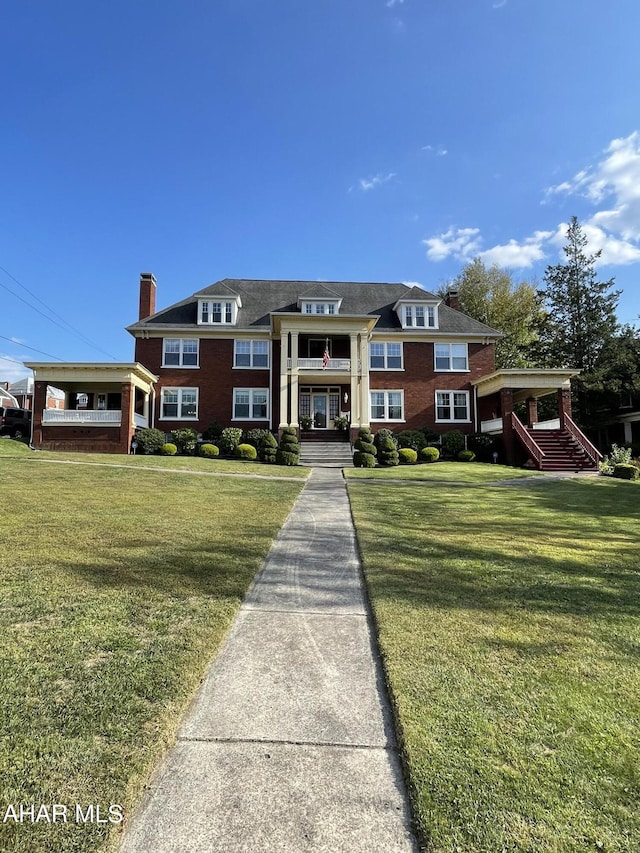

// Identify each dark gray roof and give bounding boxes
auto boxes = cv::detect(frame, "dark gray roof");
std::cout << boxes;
[127,278,501,336]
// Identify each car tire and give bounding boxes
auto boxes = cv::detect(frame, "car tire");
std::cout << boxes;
[12,427,25,439]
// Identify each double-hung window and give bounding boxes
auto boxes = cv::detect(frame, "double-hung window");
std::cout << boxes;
[403,304,435,328]
[163,338,199,367]
[200,300,235,324]
[233,388,269,420]
[234,340,269,368]
[435,343,468,371]
[370,390,404,421]
[436,391,470,422]
[369,342,403,370]
[160,387,198,419]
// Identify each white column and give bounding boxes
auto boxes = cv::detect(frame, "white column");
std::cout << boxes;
[349,333,358,426]
[359,334,370,428]
[624,421,633,444]
[290,332,299,427]
[279,331,289,428]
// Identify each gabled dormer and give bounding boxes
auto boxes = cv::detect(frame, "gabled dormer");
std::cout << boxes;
[393,286,440,329]
[297,284,343,316]
[197,285,242,326]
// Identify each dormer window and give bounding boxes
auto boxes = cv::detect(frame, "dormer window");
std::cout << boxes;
[199,298,238,325]
[403,304,435,328]
[301,301,338,315]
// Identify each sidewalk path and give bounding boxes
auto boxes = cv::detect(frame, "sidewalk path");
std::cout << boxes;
[119,467,417,852]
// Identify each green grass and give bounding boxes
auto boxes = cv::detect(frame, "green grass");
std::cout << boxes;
[346,460,543,483]
[348,477,640,852]
[0,441,309,478]
[0,456,303,853]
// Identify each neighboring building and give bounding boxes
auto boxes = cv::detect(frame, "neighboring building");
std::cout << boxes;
[7,376,65,410]
[0,384,20,408]
[126,274,502,439]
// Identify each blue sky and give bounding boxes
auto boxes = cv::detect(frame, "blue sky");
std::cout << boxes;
[2,0,640,382]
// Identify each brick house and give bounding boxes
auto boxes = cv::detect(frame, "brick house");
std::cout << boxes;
[25,273,601,469]
[126,274,503,441]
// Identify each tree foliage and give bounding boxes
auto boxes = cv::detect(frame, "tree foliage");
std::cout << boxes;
[441,258,542,369]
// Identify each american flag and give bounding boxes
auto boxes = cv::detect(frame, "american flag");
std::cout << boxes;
[322,347,330,369]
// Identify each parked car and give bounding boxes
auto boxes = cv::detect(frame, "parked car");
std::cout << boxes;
[0,406,32,439]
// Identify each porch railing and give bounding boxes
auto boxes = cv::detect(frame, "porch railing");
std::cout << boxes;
[564,415,602,465]
[134,413,148,429]
[511,412,546,467]
[296,358,351,370]
[42,409,122,425]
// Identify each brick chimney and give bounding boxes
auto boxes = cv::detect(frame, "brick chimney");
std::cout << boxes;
[445,288,460,311]
[139,273,156,320]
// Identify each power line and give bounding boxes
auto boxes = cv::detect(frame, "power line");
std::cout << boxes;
[0,335,64,361]
[0,264,121,361]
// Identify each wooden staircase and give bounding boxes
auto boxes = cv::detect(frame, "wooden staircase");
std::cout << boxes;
[524,428,598,472]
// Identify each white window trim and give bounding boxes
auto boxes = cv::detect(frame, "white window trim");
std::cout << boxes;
[369,341,404,371]
[198,298,238,325]
[233,339,270,369]
[435,390,471,423]
[162,338,200,368]
[369,389,405,423]
[434,342,469,372]
[301,300,339,315]
[400,304,438,330]
[159,387,199,421]
[232,388,270,421]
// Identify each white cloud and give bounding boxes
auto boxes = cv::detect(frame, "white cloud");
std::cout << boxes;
[426,131,640,271]
[386,0,404,7]
[493,0,508,8]
[0,356,31,384]
[421,144,448,156]
[353,172,397,192]
[424,227,483,262]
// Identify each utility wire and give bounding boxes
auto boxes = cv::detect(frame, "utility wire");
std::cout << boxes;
[0,335,64,361]
[0,265,121,361]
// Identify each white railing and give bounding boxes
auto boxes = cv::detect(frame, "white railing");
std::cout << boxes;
[297,358,351,370]
[480,418,503,434]
[42,409,122,425]
[134,413,148,428]
[532,418,561,430]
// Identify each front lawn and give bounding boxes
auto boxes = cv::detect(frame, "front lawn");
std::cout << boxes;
[0,457,303,853]
[348,477,640,852]
[0,441,309,478]
[346,460,543,483]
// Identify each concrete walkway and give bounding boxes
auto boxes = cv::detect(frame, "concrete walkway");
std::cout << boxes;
[119,468,417,852]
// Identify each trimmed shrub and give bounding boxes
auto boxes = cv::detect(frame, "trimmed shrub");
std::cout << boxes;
[135,428,165,455]
[467,432,497,462]
[358,427,373,441]
[353,450,376,468]
[202,422,223,441]
[259,432,278,464]
[276,449,299,466]
[281,426,298,437]
[236,443,258,461]
[600,443,633,476]
[199,443,219,458]
[396,430,427,451]
[374,428,398,450]
[219,427,243,456]
[245,428,271,449]
[171,428,198,455]
[399,448,418,464]
[419,426,441,445]
[354,438,377,456]
[457,449,476,462]
[161,443,177,456]
[420,446,440,463]
[612,463,639,480]
[442,430,465,458]
[377,437,399,467]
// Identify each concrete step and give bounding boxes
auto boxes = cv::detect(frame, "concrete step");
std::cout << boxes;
[299,441,354,468]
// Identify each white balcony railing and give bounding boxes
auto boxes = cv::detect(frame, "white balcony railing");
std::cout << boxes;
[134,413,148,428]
[42,409,122,425]
[296,358,351,371]
[480,417,503,434]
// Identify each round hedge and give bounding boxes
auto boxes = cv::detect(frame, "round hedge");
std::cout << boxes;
[200,443,219,458]
[420,446,440,463]
[398,448,418,464]
[457,449,476,462]
[612,463,639,480]
[353,451,376,468]
[236,443,258,460]
[161,443,177,456]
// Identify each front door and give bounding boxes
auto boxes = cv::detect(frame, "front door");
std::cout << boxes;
[312,394,327,428]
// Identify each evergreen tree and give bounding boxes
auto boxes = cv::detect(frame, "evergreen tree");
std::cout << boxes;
[441,258,543,369]
[541,216,621,424]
